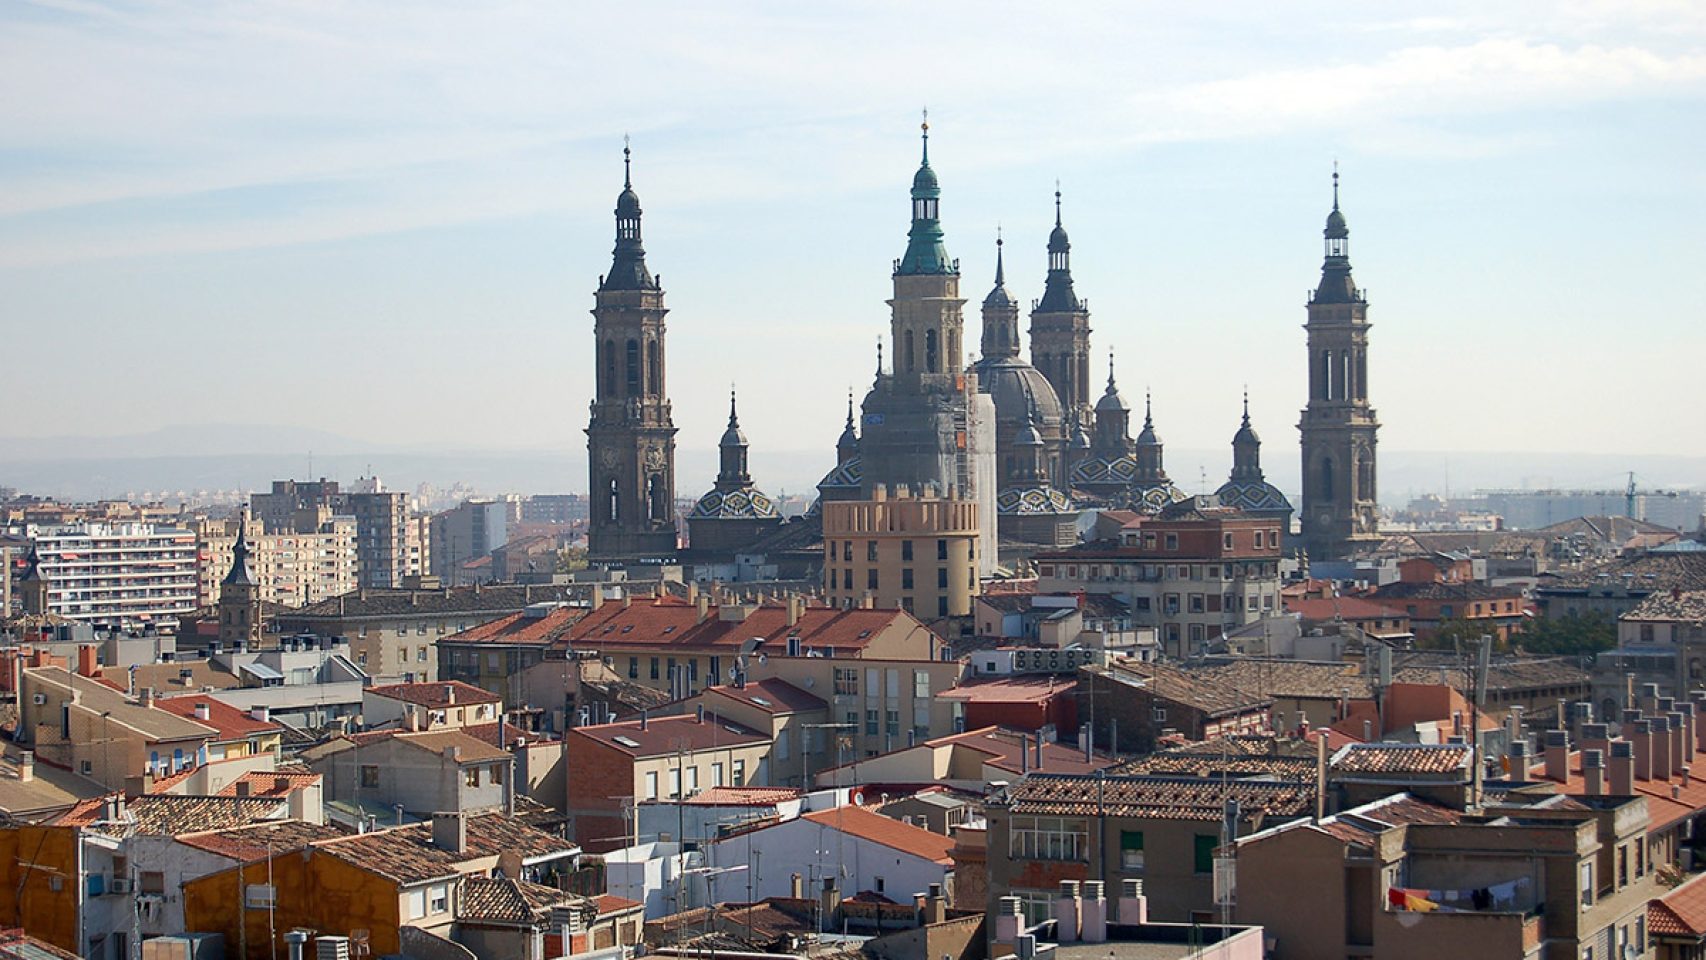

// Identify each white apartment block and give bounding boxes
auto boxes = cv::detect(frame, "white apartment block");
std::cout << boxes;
[19,522,198,626]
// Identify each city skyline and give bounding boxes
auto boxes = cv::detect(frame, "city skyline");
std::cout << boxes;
[4,1,1703,484]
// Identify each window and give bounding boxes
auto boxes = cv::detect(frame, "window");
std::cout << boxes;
[429,884,449,914]
[732,760,745,786]
[867,541,878,562]
[866,709,879,736]
[140,871,165,895]
[1009,816,1088,861]
[1223,533,1234,550]
[650,658,660,680]
[361,765,380,789]
[466,768,480,788]
[1121,831,1145,871]
[835,668,858,696]
[1164,534,1178,550]
[1195,835,1217,874]
[645,771,658,800]
[937,539,948,560]
[712,762,725,786]
[629,657,639,679]
[914,669,930,698]
[886,669,900,698]
[669,767,681,799]
[844,541,853,562]
[902,540,914,561]
[867,569,879,590]
[417,647,427,662]
[902,569,914,590]
[937,568,948,589]
[81,761,93,776]
[1579,861,1593,906]
[406,888,427,920]
[886,709,900,737]
[1189,594,1205,614]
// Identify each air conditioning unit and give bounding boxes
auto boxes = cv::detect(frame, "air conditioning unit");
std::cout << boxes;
[108,878,132,894]
[32,694,46,706]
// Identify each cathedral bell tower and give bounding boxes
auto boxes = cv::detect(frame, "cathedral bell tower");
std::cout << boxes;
[1299,170,1381,562]
[587,144,679,561]
[1029,188,1094,429]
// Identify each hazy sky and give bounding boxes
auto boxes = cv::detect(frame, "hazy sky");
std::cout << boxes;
[3,1,1703,494]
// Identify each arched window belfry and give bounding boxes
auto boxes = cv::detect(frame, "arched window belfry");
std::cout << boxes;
[646,340,660,397]
[1341,350,1353,402]
[602,341,616,398]
[1321,457,1335,502]
[625,340,640,396]
[905,331,916,373]
[1356,349,1368,401]
[1321,351,1334,400]
[925,329,939,373]
[608,477,620,522]
[648,475,668,521]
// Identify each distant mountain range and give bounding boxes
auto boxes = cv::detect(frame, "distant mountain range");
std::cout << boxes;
[2,425,1701,507]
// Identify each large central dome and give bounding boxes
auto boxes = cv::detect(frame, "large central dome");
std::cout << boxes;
[976,356,1066,432]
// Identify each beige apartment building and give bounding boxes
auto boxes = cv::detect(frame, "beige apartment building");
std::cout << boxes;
[193,515,358,609]
[821,485,980,618]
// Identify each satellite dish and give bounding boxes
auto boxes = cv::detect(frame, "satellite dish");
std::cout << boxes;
[729,667,739,680]
[757,653,768,665]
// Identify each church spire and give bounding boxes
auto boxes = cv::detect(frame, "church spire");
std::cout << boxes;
[1036,182,1081,312]
[222,518,256,587]
[717,388,751,486]
[896,114,955,276]
[1230,389,1264,481]
[1314,164,1360,304]
[837,390,859,463]
[981,230,1020,358]
[602,140,655,291]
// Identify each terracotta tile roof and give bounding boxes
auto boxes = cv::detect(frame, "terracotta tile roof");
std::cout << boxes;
[216,771,321,799]
[1370,580,1525,603]
[0,928,82,960]
[1009,773,1315,822]
[1253,792,1463,850]
[460,876,581,924]
[1112,752,1317,782]
[1286,597,1409,622]
[288,584,553,620]
[367,680,502,708]
[26,667,217,742]
[921,726,1119,778]
[572,713,770,758]
[564,597,928,656]
[56,794,284,836]
[1626,590,1706,624]
[707,679,827,715]
[442,606,587,646]
[938,674,1079,705]
[390,729,513,763]
[120,659,243,695]
[176,819,345,862]
[595,894,644,916]
[684,786,802,806]
[1196,659,1374,701]
[1652,871,1706,937]
[1527,752,1706,833]
[1540,552,1706,594]
[462,720,542,750]
[1330,744,1473,777]
[156,694,280,741]
[800,804,955,863]
[316,812,577,885]
[1100,659,1272,717]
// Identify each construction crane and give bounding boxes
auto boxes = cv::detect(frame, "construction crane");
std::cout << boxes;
[1627,471,1637,520]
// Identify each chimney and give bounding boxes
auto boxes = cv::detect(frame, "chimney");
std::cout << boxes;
[251,706,268,723]
[444,744,461,763]
[820,877,842,925]
[1653,717,1674,782]
[1080,880,1107,943]
[591,588,603,611]
[640,711,648,731]
[1611,740,1635,795]
[138,687,155,709]
[444,685,456,705]
[696,593,709,623]
[77,645,99,678]
[1669,712,1688,776]
[432,811,467,854]
[1642,683,1661,715]
[1315,727,1329,822]
[1581,723,1611,767]
[790,873,803,899]
[1507,739,1530,779]
[925,882,947,925]
[1505,705,1524,749]
[786,594,800,628]
[1684,702,1699,765]
[286,930,307,960]
[1632,721,1654,780]
[18,751,34,783]
[993,896,1023,944]
[622,592,631,609]
[1056,880,1081,942]
[1583,749,1605,796]
[696,704,705,724]
[1542,731,1568,783]
[1118,878,1149,926]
